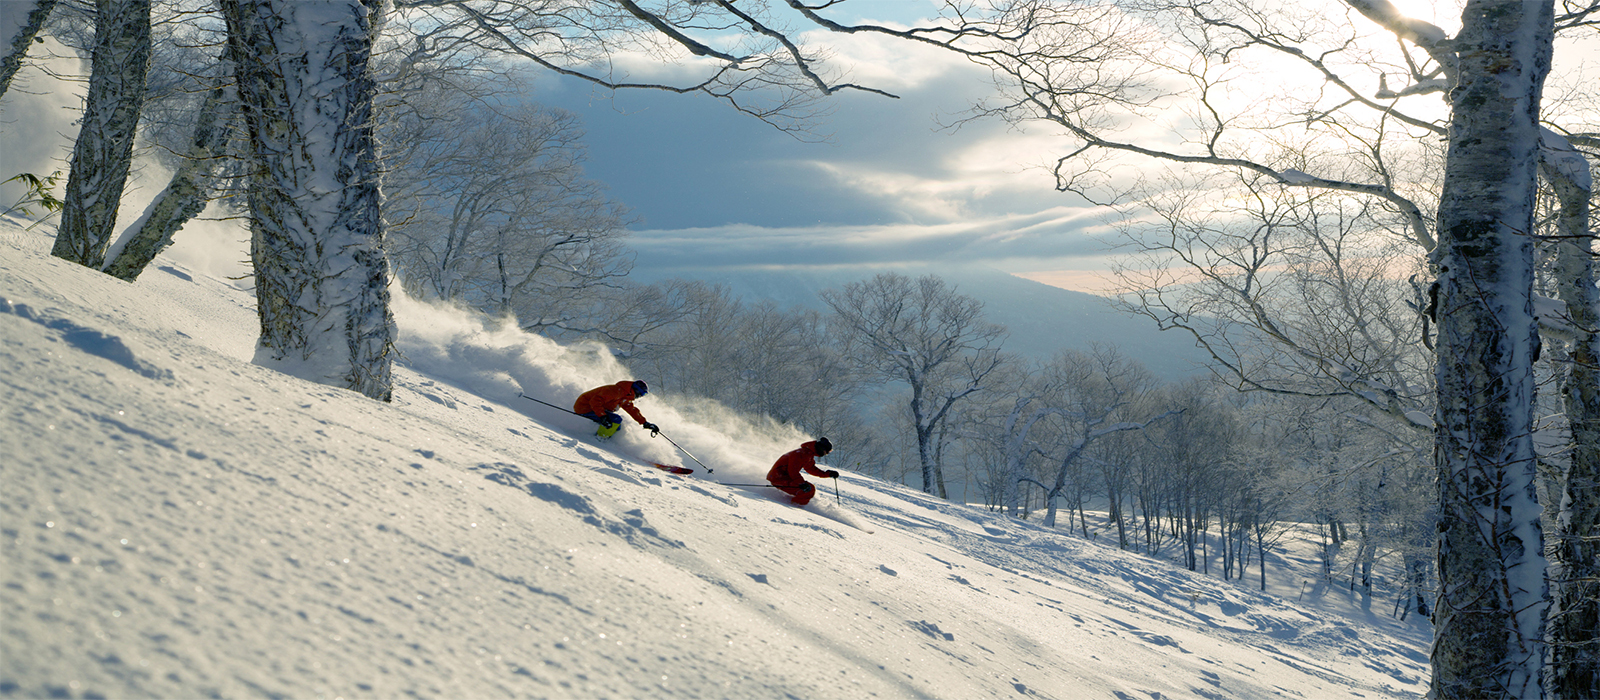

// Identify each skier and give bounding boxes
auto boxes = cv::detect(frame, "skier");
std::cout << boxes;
[767,438,838,506]
[573,380,659,439]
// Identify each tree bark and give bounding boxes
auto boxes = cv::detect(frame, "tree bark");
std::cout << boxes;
[1429,1,1554,696]
[103,76,234,281]
[51,0,150,268]
[1540,133,1599,699]
[911,385,942,497]
[222,0,396,401]
[0,0,58,103]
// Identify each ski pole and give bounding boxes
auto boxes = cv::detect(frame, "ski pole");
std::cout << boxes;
[518,393,580,415]
[520,393,711,473]
[833,476,841,504]
[653,430,713,473]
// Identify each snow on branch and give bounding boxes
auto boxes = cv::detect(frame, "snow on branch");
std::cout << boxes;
[1344,0,1449,45]
[1540,127,1595,192]
[1276,169,1318,185]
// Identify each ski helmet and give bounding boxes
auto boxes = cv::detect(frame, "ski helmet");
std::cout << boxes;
[632,380,648,397]
[815,437,833,455]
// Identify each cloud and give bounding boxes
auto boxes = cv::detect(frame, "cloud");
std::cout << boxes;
[796,24,986,94]
[797,122,1080,225]
[534,51,1135,279]
[624,205,1116,273]
[537,40,1093,239]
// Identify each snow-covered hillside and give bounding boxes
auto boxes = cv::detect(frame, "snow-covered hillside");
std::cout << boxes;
[1,221,1429,699]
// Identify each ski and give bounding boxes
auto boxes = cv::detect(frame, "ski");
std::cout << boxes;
[650,463,692,475]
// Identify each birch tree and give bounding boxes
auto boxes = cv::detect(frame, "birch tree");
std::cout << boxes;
[1094,415,1148,549]
[1110,173,1436,431]
[104,62,237,281]
[28,0,1072,407]
[1145,380,1237,571]
[984,362,1059,517]
[50,0,150,268]
[822,273,1006,497]
[1538,129,1599,698]
[221,0,397,401]
[0,0,58,103]
[974,0,1594,459]
[1429,0,1553,695]
[727,301,860,437]
[561,278,728,357]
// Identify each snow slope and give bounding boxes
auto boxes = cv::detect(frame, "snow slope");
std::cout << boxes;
[1,221,1429,699]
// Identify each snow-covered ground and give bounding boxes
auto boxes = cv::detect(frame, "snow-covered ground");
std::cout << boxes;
[1,220,1429,699]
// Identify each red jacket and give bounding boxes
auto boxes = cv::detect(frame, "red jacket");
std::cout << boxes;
[767,441,830,487]
[573,381,648,425]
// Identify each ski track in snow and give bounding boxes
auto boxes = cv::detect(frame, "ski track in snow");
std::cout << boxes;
[0,225,1429,699]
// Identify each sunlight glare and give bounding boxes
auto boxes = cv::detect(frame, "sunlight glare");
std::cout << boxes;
[1388,0,1461,33]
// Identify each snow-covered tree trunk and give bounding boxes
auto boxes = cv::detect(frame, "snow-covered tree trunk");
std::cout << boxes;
[910,385,948,499]
[1401,553,1432,620]
[1429,0,1553,696]
[222,0,396,402]
[1539,132,1599,699]
[0,0,58,103]
[1256,526,1269,591]
[103,74,235,281]
[1000,397,1051,517]
[50,0,150,268]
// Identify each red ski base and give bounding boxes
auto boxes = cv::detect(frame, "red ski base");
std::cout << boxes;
[650,463,693,475]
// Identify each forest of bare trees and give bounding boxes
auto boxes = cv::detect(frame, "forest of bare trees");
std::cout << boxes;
[4,0,1594,695]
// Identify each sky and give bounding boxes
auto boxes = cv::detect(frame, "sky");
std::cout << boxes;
[1,219,1433,698]
[505,0,1470,292]
[2,0,1545,298]
[0,0,1127,292]
[499,0,1552,298]
[526,22,1126,289]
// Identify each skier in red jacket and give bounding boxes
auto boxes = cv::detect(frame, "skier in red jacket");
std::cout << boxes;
[767,438,837,506]
[573,380,658,438]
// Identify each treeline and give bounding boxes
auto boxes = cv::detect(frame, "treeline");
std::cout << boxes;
[13,0,1594,691]
[220,45,1444,605]
[401,162,1437,609]
[4,3,1439,615]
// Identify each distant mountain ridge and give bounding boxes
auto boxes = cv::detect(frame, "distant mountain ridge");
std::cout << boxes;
[631,263,1210,381]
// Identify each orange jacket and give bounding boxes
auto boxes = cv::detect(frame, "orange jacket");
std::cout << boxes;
[767,441,830,487]
[573,381,647,425]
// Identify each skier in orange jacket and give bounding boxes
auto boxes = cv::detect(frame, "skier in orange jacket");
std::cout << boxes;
[573,380,658,438]
[767,438,837,506]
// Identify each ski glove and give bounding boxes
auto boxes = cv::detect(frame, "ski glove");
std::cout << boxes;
[825,470,840,479]
[641,422,660,436]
